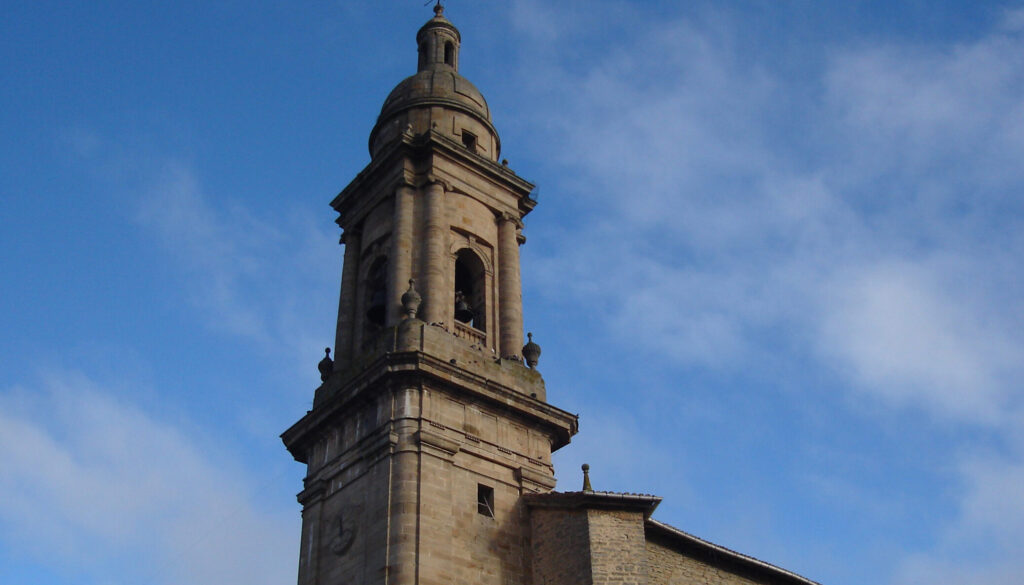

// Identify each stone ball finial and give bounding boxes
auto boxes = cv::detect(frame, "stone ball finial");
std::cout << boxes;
[522,332,541,368]
[434,1,444,17]
[582,463,593,492]
[401,279,422,319]
[318,347,333,382]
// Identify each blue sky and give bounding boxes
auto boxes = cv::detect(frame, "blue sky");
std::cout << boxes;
[3,1,1024,584]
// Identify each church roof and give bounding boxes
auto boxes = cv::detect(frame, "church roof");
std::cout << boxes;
[645,519,822,585]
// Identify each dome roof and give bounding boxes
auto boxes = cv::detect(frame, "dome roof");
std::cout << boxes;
[367,6,500,158]
[377,68,491,126]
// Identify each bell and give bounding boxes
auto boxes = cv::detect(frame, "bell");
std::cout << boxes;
[366,288,386,326]
[454,291,474,323]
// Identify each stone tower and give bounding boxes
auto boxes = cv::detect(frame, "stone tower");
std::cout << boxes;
[282,6,578,585]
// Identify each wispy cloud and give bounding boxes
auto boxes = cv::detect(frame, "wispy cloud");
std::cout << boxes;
[127,157,339,383]
[0,371,297,585]
[507,3,1024,581]
[137,162,279,341]
[514,0,1024,415]
[820,260,1021,423]
[893,435,1024,585]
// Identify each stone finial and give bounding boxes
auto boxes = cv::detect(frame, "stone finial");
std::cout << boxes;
[582,463,593,492]
[522,332,541,368]
[433,0,443,17]
[318,347,333,382]
[401,279,422,319]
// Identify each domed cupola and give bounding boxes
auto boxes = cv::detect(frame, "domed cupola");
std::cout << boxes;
[416,2,461,72]
[369,4,501,161]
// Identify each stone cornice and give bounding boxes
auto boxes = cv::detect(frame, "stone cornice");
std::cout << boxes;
[415,428,461,458]
[330,130,536,227]
[296,478,326,506]
[523,490,662,518]
[282,326,578,465]
[515,466,558,491]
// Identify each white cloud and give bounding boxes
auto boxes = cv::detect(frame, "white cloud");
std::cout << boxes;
[0,372,297,585]
[137,162,283,342]
[132,158,339,383]
[893,439,1024,585]
[1002,7,1024,33]
[819,261,1021,423]
[825,15,1024,189]
[507,6,1024,582]
[517,1,1024,414]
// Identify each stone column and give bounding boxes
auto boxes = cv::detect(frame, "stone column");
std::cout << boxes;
[387,185,415,325]
[421,181,448,324]
[335,228,361,365]
[498,213,524,358]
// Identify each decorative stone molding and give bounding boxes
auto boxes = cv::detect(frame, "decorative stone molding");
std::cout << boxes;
[339,227,362,246]
[497,210,524,230]
[415,428,462,457]
[421,175,452,192]
[515,466,558,491]
[296,478,327,506]
[449,237,494,275]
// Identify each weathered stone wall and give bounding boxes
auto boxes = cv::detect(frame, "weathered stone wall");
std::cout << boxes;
[296,364,565,585]
[646,538,762,585]
[313,466,391,585]
[416,450,532,585]
[528,507,651,585]
[529,508,592,585]
[588,509,648,585]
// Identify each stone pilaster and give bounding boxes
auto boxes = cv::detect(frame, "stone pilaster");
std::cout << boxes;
[335,228,362,366]
[421,181,448,325]
[388,185,416,325]
[387,387,421,585]
[295,479,326,585]
[498,213,524,358]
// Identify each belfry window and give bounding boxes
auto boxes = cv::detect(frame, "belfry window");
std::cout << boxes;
[454,249,485,331]
[418,41,427,70]
[444,41,455,67]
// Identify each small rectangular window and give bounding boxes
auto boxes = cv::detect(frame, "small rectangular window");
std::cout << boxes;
[477,484,494,517]
[462,131,477,151]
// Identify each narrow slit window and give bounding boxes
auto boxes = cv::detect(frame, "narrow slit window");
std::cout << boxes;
[477,484,494,517]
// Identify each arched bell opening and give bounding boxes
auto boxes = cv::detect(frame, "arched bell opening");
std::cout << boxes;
[454,248,486,332]
[363,256,388,340]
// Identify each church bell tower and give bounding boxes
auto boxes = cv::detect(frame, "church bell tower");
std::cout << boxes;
[282,6,578,585]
